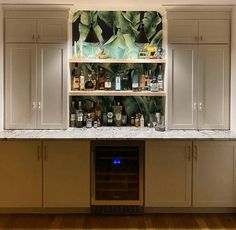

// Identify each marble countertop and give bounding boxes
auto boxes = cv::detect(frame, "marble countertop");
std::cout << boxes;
[0,128,236,140]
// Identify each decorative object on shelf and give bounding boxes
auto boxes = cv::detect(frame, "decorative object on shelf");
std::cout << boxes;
[98,49,108,59]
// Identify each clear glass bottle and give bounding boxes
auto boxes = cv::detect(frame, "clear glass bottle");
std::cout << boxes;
[157,64,164,91]
[86,113,92,128]
[98,68,105,90]
[140,114,145,128]
[150,75,159,92]
[70,100,76,127]
[115,73,121,91]
[113,102,122,126]
[105,75,112,90]
[107,112,113,126]
[76,101,83,128]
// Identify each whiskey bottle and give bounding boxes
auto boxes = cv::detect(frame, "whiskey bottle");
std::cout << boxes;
[150,75,159,92]
[86,113,92,128]
[135,114,140,127]
[105,75,112,90]
[76,101,83,128]
[157,64,164,91]
[91,70,97,90]
[70,100,76,127]
[85,74,94,90]
[113,102,122,126]
[144,71,150,91]
[98,68,105,90]
[95,101,102,119]
[72,64,80,90]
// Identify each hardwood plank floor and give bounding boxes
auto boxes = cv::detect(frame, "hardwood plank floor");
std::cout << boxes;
[0,213,235,229]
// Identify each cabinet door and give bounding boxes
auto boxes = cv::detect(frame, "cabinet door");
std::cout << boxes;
[5,19,36,43]
[5,44,37,129]
[37,44,67,129]
[199,20,230,44]
[168,45,198,129]
[43,140,90,208]
[0,140,42,207]
[37,19,67,43]
[145,140,192,207]
[193,141,236,207]
[168,20,198,44]
[198,45,229,129]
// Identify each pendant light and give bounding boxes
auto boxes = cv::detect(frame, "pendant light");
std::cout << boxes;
[84,22,99,43]
[135,22,149,44]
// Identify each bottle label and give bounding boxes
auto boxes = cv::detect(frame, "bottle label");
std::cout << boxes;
[132,82,139,88]
[116,113,122,121]
[70,114,76,120]
[105,82,112,88]
[77,116,83,122]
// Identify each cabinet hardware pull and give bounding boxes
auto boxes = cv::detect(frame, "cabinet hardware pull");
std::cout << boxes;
[188,146,191,161]
[193,102,197,110]
[37,145,41,160]
[38,102,41,109]
[199,102,203,110]
[32,102,37,110]
[32,34,35,40]
[44,146,47,161]
[200,35,203,41]
[194,145,198,160]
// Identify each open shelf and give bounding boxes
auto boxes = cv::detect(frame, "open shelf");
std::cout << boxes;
[69,57,166,64]
[69,90,166,97]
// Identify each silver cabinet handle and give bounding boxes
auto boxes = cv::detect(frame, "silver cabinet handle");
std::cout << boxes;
[38,102,41,109]
[193,102,197,110]
[32,102,37,110]
[199,102,203,110]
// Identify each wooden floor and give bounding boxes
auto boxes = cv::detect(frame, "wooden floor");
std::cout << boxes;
[0,213,236,229]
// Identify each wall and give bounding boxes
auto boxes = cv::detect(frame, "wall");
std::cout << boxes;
[0,5,3,131]
[231,6,236,131]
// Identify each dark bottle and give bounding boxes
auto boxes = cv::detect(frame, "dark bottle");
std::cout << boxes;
[107,112,113,126]
[76,101,83,128]
[72,64,80,90]
[98,68,105,90]
[105,75,112,90]
[91,69,97,90]
[70,100,76,127]
[85,74,94,90]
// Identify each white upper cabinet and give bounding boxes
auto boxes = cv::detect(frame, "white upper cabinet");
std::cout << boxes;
[37,19,67,43]
[169,19,230,44]
[198,20,230,44]
[5,44,37,129]
[168,45,198,129]
[168,20,198,44]
[5,19,37,43]
[37,44,67,129]
[5,18,67,43]
[198,45,229,129]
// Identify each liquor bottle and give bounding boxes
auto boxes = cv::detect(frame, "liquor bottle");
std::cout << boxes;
[86,113,92,128]
[140,114,145,128]
[95,101,102,119]
[105,75,112,90]
[115,73,121,91]
[98,68,105,90]
[76,101,83,128]
[144,71,150,91]
[72,64,80,90]
[85,74,94,90]
[91,70,97,90]
[135,114,140,127]
[131,69,139,92]
[70,100,76,127]
[113,102,122,126]
[157,64,164,91]
[107,112,113,126]
[79,70,85,91]
[139,74,145,91]
[150,75,159,92]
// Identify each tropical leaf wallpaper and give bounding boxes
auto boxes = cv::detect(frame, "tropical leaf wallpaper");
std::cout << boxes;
[72,11,162,59]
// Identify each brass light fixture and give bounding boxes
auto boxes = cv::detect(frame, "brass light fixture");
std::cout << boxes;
[135,22,149,44]
[84,22,99,43]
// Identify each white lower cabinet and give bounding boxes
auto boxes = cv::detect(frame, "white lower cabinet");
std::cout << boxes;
[193,141,236,207]
[0,140,42,208]
[43,140,90,208]
[145,140,192,207]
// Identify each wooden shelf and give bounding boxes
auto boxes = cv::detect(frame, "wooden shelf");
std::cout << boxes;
[69,57,166,64]
[69,90,166,97]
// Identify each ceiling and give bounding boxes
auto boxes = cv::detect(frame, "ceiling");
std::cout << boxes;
[0,0,234,10]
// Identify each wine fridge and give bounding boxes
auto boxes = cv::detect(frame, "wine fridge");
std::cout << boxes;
[91,141,144,214]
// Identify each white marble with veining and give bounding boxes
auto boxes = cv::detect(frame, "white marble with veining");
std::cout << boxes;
[1,128,236,140]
